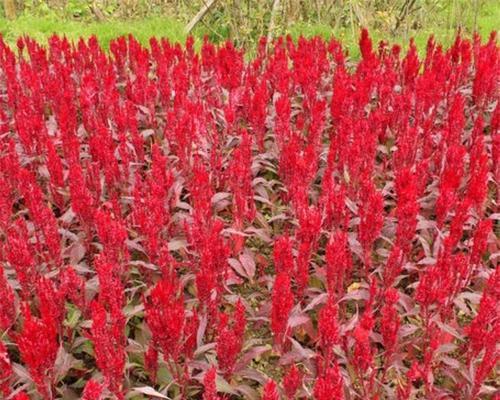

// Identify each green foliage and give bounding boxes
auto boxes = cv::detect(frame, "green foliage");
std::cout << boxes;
[0,14,187,48]
[0,0,498,51]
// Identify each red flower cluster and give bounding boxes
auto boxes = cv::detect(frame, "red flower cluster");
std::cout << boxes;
[0,30,498,399]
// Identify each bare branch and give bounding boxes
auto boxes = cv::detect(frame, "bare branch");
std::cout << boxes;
[185,0,217,35]
[267,0,280,44]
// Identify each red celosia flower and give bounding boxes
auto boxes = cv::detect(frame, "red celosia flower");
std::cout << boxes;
[45,139,64,207]
[271,272,294,348]
[467,127,489,210]
[380,288,400,356]
[14,303,59,398]
[325,231,352,298]
[473,32,499,108]
[273,235,294,275]
[95,255,125,312]
[466,268,499,360]
[353,324,373,373]
[229,129,256,225]
[321,180,348,231]
[36,277,65,333]
[203,366,220,400]
[471,340,498,398]
[144,277,185,362]
[314,362,344,400]
[0,341,13,396]
[383,246,403,288]
[416,251,470,313]
[5,220,39,297]
[358,182,384,266]
[186,218,230,312]
[318,297,339,359]
[359,28,374,62]
[182,310,200,360]
[0,268,15,331]
[445,94,466,146]
[248,79,269,150]
[12,392,30,400]
[82,379,104,400]
[445,198,471,251]
[352,284,376,374]
[394,167,419,254]
[17,168,61,265]
[470,219,492,266]
[217,300,246,378]
[89,300,126,399]
[283,364,302,399]
[144,346,159,383]
[189,158,215,224]
[402,39,420,86]
[68,162,95,224]
[94,210,129,266]
[397,362,422,400]
[262,379,280,400]
[435,144,466,225]
[295,206,322,297]
[132,144,173,260]
[59,266,86,312]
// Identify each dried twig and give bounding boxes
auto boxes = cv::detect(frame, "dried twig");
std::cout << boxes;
[3,0,17,20]
[89,1,107,22]
[267,0,280,45]
[392,0,417,34]
[185,0,217,34]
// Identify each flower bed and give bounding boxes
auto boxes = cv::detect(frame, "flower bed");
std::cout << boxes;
[0,31,498,399]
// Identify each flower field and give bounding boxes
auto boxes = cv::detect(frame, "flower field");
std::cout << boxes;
[0,30,498,399]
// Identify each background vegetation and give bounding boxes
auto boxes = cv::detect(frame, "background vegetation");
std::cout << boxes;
[1,0,499,52]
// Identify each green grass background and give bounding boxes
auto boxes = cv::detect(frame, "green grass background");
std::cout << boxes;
[0,1,498,54]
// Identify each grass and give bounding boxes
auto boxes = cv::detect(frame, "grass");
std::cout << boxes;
[0,1,498,54]
[0,15,187,49]
[286,1,499,57]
